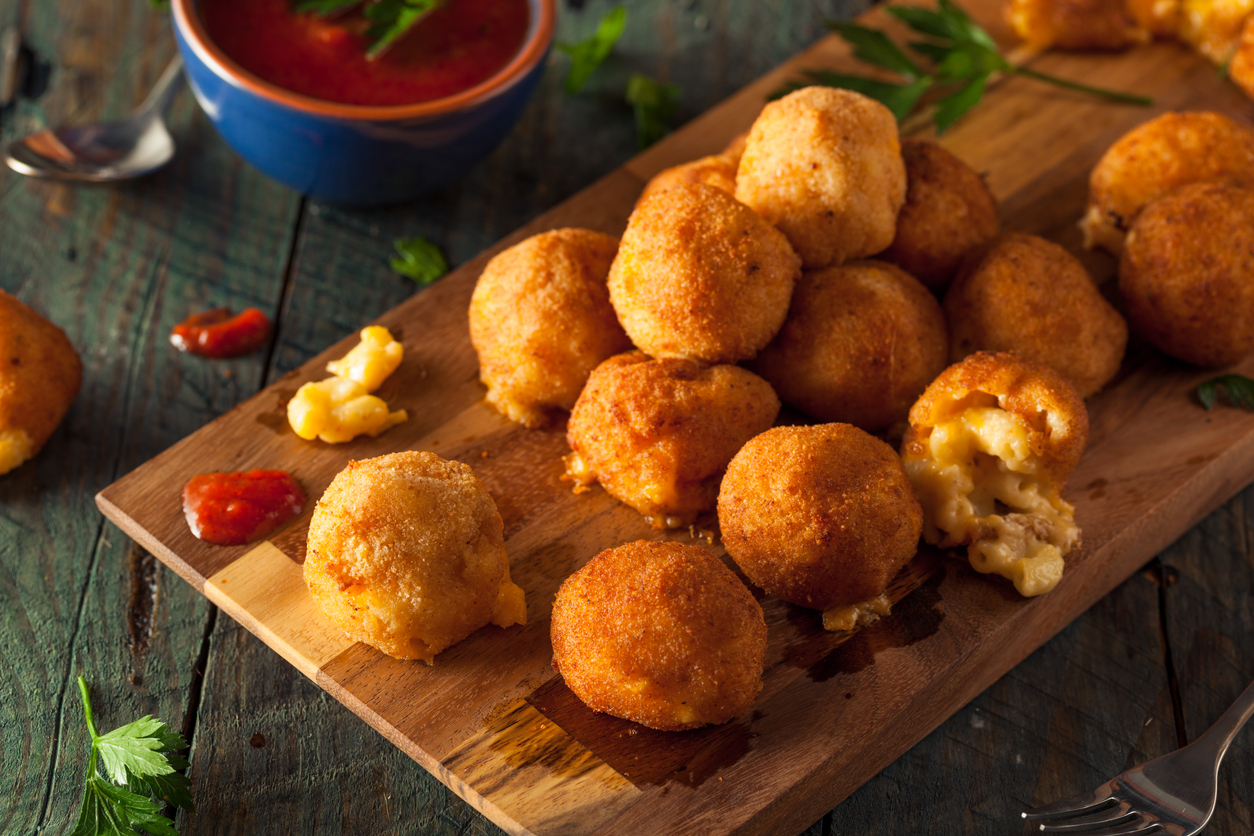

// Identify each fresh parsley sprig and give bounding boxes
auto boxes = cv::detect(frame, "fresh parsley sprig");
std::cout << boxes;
[778,0,1151,134]
[391,236,449,285]
[70,677,194,836]
[626,73,680,149]
[1197,373,1254,411]
[557,6,627,94]
[292,0,438,59]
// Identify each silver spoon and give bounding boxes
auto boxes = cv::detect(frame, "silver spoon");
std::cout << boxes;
[5,55,183,182]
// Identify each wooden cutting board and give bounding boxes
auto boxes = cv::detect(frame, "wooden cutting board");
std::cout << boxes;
[96,1,1254,833]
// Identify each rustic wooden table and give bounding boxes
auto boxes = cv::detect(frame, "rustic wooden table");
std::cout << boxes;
[2,1,1252,834]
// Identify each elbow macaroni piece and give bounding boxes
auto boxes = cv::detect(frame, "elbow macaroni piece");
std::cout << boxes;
[287,327,407,443]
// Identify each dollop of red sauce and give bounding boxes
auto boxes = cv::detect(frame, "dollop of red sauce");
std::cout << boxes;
[182,470,306,546]
[199,0,530,107]
[170,307,271,358]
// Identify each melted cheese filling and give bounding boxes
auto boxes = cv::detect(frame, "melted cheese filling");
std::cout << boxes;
[905,407,1077,597]
[822,593,892,632]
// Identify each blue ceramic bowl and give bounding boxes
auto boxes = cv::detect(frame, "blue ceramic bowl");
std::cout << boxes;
[171,0,555,205]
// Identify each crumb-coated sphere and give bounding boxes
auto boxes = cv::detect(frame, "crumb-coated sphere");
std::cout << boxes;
[636,154,738,205]
[304,451,526,663]
[470,228,631,428]
[1228,18,1254,100]
[1126,0,1179,36]
[0,290,82,476]
[1119,181,1254,367]
[608,184,800,364]
[551,540,766,731]
[945,233,1127,397]
[903,351,1089,486]
[734,86,906,269]
[1006,0,1149,50]
[880,139,1000,291]
[749,260,947,432]
[1081,111,1254,254]
[565,352,780,527]
[718,424,922,611]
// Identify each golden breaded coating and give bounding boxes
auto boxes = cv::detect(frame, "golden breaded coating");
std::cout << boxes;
[1006,0,1150,49]
[718,424,922,631]
[945,233,1128,398]
[880,139,1000,291]
[551,540,766,731]
[470,228,631,428]
[1176,0,1254,63]
[0,291,82,476]
[304,451,526,663]
[1119,180,1254,367]
[1230,16,1254,96]
[1081,111,1254,254]
[565,352,780,528]
[734,86,906,269]
[901,352,1089,597]
[636,153,739,205]
[607,184,800,364]
[1127,0,1181,36]
[749,260,948,432]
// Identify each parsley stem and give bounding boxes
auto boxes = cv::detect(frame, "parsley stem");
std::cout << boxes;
[1011,66,1152,106]
[77,676,100,741]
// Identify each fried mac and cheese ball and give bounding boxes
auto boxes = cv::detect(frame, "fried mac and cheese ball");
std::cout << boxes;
[749,260,948,432]
[718,424,922,632]
[1119,180,1254,367]
[304,451,526,664]
[1080,111,1254,254]
[945,233,1128,398]
[636,153,739,205]
[607,184,800,364]
[734,86,906,269]
[1006,0,1149,49]
[901,352,1089,597]
[565,352,780,528]
[880,139,1001,291]
[0,291,82,475]
[470,228,631,428]
[551,540,767,731]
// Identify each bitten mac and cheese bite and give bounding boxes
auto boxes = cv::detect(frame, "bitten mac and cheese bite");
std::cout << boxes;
[900,352,1089,597]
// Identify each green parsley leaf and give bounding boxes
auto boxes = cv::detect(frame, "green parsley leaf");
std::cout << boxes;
[626,73,680,149]
[294,0,359,12]
[391,236,449,285]
[364,0,439,58]
[934,73,986,133]
[71,776,178,836]
[1197,373,1254,411]
[70,677,194,836]
[557,6,627,94]
[827,22,925,79]
[777,0,1150,134]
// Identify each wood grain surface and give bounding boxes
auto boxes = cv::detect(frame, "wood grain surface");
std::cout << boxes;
[4,0,1254,835]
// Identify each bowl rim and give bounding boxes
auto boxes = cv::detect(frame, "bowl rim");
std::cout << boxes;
[172,0,556,121]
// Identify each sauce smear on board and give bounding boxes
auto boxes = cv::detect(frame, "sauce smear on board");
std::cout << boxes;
[199,0,530,107]
[171,307,272,358]
[183,470,307,546]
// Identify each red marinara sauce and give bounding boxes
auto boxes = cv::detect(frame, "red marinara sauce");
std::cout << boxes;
[199,0,531,107]
[170,307,271,358]
[183,470,306,546]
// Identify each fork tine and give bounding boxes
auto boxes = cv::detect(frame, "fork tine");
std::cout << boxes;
[1022,784,1119,821]
[1044,822,1165,836]
[1038,809,1139,833]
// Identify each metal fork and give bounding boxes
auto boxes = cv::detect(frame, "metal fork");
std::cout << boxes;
[1022,676,1254,835]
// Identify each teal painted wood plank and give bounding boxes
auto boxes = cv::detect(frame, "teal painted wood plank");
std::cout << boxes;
[0,2,302,834]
